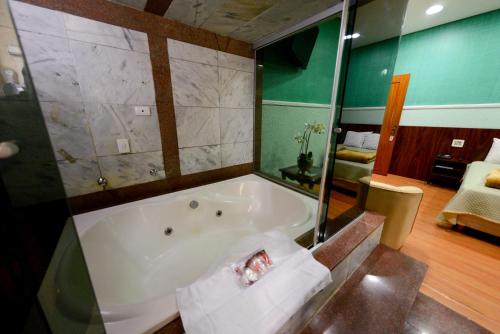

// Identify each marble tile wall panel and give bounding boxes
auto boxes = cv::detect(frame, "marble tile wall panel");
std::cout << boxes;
[165,0,226,27]
[64,14,149,53]
[179,145,221,175]
[18,31,83,103]
[98,151,165,188]
[10,2,164,197]
[175,107,220,148]
[220,108,253,144]
[86,103,162,156]
[40,101,96,160]
[167,38,254,175]
[9,0,66,37]
[219,68,254,108]
[221,142,253,167]
[217,51,254,72]
[167,38,217,66]
[169,58,219,107]
[70,40,156,105]
[57,159,101,197]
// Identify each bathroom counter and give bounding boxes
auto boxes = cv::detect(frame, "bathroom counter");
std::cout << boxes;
[301,244,428,334]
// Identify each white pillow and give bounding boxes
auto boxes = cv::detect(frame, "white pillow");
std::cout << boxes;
[362,133,380,150]
[343,131,372,148]
[484,138,500,164]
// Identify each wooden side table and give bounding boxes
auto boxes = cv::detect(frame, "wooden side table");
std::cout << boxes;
[279,165,322,189]
[428,157,468,189]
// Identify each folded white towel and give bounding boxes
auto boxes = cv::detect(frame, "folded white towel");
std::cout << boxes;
[176,230,332,334]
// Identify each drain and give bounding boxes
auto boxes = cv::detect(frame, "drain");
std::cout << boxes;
[164,227,173,236]
[216,210,223,217]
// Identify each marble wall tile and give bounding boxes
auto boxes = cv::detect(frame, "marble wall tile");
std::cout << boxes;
[218,51,254,72]
[169,58,219,107]
[19,31,82,102]
[98,151,165,188]
[64,14,149,53]
[220,108,253,144]
[9,1,66,38]
[70,40,156,105]
[221,141,253,167]
[167,38,217,66]
[57,159,101,197]
[40,101,96,160]
[86,103,162,156]
[219,68,254,108]
[175,107,220,148]
[179,145,221,175]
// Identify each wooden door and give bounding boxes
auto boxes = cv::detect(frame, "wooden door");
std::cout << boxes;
[373,74,410,175]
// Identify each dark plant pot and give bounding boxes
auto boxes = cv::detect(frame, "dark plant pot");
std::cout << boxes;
[297,152,313,172]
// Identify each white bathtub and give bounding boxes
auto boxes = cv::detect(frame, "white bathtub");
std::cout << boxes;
[73,174,318,334]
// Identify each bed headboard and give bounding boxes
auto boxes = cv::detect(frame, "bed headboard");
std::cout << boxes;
[337,123,382,143]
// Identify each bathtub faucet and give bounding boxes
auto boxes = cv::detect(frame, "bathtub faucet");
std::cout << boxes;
[189,200,199,209]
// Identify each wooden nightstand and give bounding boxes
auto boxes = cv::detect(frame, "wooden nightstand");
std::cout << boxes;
[428,157,468,189]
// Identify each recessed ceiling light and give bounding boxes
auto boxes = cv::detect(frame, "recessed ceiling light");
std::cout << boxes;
[352,32,360,39]
[426,4,443,15]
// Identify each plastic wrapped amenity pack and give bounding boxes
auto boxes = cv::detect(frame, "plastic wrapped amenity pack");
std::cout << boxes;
[232,250,273,286]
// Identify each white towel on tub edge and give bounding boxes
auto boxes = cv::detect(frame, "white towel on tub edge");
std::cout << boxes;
[176,230,332,334]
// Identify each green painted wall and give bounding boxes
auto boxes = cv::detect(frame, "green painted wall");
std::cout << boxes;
[342,9,500,128]
[259,18,341,177]
[395,9,500,105]
[260,105,330,178]
[262,18,341,104]
[343,38,400,108]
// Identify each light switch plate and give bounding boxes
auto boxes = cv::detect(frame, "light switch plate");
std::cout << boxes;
[135,106,151,116]
[116,138,130,153]
[451,139,465,148]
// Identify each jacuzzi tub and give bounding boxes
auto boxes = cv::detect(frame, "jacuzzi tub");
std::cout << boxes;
[73,174,318,333]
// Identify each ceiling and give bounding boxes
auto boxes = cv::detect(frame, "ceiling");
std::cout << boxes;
[353,0,500,47]
[109,0,500,46]
[109,0,341,43]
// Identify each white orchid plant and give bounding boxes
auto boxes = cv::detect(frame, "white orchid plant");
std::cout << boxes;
[294,121,326,157]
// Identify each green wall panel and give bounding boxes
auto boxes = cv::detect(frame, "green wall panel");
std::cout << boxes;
[343,38,400,108]
[260,104,330,178]
[395,9,500,105]
[261,18,341,104]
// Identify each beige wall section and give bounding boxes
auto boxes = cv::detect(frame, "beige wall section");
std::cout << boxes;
[0,0,25,90]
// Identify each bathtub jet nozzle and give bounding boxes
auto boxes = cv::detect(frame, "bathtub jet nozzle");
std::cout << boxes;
[216,210,222,217]
[189,200,199,209]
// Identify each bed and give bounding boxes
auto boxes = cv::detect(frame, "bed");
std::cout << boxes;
[437,161,500,237]
[333,145,376,192]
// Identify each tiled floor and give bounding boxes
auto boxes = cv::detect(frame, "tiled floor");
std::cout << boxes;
[372,174,500,333]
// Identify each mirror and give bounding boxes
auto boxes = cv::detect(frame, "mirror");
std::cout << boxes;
[319,0,409,239]
[255,14,342,200]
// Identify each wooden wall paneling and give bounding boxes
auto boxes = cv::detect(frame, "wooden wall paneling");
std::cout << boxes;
[389,127,500,181]
[144,0,173,16]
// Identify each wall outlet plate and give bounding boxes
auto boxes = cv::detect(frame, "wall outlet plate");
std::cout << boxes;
[451,139,465,148]
[116,138,130,153]
[135,106,151,116]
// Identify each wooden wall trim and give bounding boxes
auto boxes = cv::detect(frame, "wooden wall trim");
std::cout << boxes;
[389,126,500,181]
[20,0,254,58]
[68,163,254,214]
[144,0,173,16]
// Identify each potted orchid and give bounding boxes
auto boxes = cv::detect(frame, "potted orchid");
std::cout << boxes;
[294,121,326,172]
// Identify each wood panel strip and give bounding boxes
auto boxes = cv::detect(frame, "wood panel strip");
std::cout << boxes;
[148,35,180,177]
[389,126,500,181]
[21,0,254,58]
[144,0,173,16]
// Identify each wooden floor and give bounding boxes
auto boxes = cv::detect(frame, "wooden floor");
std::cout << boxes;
[371,174,500,333]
